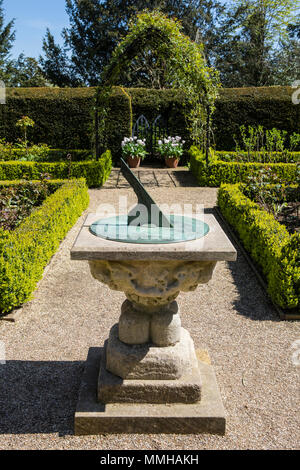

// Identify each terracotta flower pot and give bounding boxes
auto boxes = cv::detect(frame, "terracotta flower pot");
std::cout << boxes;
[165,157,179,168]
[127,156,141,168]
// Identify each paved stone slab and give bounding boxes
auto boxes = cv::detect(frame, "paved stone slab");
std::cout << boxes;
[98,344,202,404]
[138,171,158,187]
[75,347,226,435]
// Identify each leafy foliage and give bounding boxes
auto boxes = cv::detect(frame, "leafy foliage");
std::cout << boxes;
[121,137,147,160]
[6,54,48,87]
[0,0,15,83]
[156,136,185,160]
[0,150,112,188]
[189,145,298,186]
[100,10,220,146]
[0,179,51,230]
[213,87,300,150]
[39,0,226,87]
[216,0,300,87]
[218,183,299,311]
[233,125,300,161]
[0,179,89,313]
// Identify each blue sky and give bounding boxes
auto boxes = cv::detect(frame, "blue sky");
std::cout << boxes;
[3,0,69,59]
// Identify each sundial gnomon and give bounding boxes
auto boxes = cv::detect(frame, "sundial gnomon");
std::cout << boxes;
[90,158,209,244]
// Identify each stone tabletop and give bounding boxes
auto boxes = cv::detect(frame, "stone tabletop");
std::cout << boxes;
[71,213,237,262]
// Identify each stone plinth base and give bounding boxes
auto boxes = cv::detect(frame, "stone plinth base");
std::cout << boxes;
[98,343,202,404]
[75,347,226,436]
[106,325,198,381]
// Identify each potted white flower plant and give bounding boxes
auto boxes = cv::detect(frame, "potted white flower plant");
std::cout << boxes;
[121,136,147,168]
[156,136,185,168]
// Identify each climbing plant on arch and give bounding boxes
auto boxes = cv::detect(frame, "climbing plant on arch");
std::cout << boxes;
[95,10,220,157]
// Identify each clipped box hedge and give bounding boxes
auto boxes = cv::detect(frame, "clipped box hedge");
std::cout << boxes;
[0,148,93,162]
[0,150,112,188]
[189,146,298,187]
[0,179,64,190]
[0,178,89,313]
[215,150,300,164]
[218,184,299,311]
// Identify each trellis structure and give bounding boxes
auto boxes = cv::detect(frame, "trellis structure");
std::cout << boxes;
[95,10,220,160]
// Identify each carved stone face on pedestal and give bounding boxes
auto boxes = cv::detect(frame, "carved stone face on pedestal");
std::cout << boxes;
[89,259,217,312]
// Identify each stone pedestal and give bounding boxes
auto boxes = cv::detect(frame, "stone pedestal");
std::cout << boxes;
[71,213,237,435]
[89,259,215,411]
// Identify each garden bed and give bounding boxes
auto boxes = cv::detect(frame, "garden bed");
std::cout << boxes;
[214,150,300,164]
[218,184,299,315]
[0,178,89,314]
[0,150,112,188]
[0,179,57,230]
[0,148,93,162]
[189,146,298,187]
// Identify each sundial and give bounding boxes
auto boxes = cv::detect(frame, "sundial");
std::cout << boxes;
[90,158,209,244]
[71,158,237,436]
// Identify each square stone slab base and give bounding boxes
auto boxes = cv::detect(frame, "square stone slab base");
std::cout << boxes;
[74,347,226,435]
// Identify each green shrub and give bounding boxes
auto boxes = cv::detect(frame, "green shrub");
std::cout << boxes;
[189,146,298,187]
[0,150,112,188]
[0,179,89,313]
[0,148,93,162]
[215,150,300,164]
[0,179,66,191]
[218,184,299,311]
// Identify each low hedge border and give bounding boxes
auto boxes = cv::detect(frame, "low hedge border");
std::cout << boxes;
[218,184,299,311]
[0,150,112,188]
[0,179,65,191]
[0,148,93,162]
[189,146,298,186]
[215,150,300,164]
[0,178,89,313]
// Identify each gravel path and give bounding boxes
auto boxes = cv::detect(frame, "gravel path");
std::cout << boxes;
[0,173,299,450]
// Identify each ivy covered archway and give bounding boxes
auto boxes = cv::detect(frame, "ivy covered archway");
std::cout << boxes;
[96,10,220,158]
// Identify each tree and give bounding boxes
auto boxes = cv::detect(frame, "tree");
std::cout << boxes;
[0,0,15,83]
[39,29,80,87]
[7,54,48,87]
[40,0,226,87]
[216,0,300,87]
[119,1,227,87]
[99,10,220,149]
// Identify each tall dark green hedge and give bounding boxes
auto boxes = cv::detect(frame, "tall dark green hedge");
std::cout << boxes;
[0,86,298,153]
[105,87,132,158]
[128,87,190,144]
[0,88,95,150]
[213,87,300,150]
